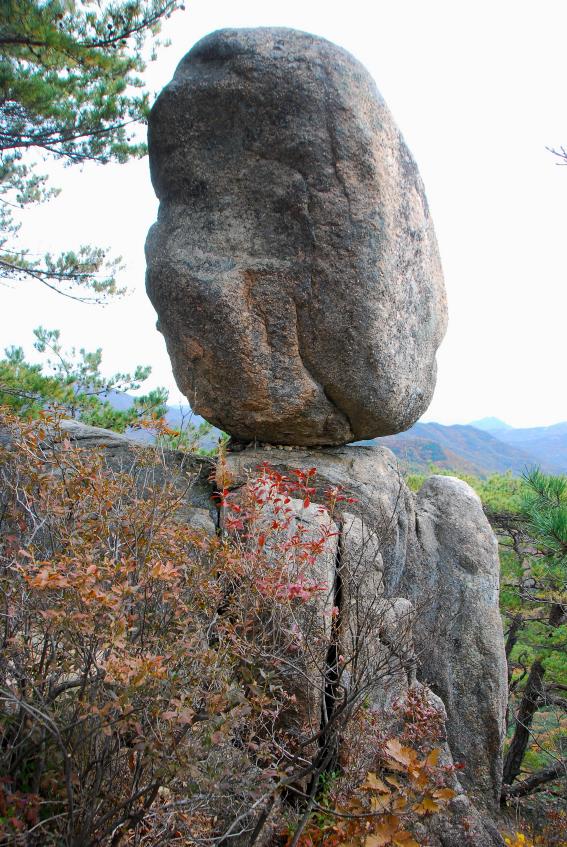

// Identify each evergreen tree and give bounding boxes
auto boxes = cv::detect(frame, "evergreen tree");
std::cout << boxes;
[498,470,567,805]
[0,0,181,300]
[0,326,220,449]
[0,326,169,430]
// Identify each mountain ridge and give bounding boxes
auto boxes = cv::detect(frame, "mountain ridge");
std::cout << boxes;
[364,420,567,476]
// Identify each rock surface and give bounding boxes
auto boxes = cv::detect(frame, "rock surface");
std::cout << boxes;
[226,444,415,596]
[226,445,507,810]
[57,420,217,532]
[146,27,447,446]
[406,476,508,806]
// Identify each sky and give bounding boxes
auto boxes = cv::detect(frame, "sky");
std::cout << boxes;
[2,0,567,428]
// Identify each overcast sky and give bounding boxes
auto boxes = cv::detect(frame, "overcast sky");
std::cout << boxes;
[2,0,566,428]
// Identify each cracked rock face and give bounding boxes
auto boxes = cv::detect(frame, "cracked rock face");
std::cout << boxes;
[407,476,508,806]
[145,27,448,446]
[226,446,508,812]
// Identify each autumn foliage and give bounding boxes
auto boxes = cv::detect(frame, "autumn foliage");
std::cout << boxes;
[0,412,455,845]
[289,687,458,847]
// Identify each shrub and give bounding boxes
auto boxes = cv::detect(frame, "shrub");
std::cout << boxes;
[0,411,454,846]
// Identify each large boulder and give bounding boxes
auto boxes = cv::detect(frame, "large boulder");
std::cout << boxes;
[146,27,447,446]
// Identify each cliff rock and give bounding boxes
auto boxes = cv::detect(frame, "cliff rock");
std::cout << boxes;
[22,422,505,845]
[226,445,507,814]
[407,476,508,805]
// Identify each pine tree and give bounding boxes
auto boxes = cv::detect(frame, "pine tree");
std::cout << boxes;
[0,0,181,300]
[0,326,169,430]
[499,470,567,803]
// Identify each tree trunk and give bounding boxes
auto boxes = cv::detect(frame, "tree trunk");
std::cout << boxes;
[502,658,545,787]
[502,761,566,799]
[549,602,566,628]
[505,614,523,663]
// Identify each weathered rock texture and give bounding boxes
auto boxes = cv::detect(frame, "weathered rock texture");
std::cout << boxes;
[226,445,508,810]
[146,27,447,446]
[405,477,508,805]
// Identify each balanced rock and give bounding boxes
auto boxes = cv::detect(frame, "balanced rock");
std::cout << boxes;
[146,27,447,446]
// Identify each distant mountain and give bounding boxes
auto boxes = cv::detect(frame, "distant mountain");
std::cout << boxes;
[469,416,513,433]
[163,404,208,431]
[479,422,567,473]
[100,392,220,448]
[362,422,564,477]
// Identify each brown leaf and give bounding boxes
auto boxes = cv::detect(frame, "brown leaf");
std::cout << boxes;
[392,795,407,812]
[413,793,440,816]
[364,772,391,794]
[370,794,392,813]
[384,739,417,767]
[177,707,196,725]
[425,747,440,767]
[393,833,419,847]
[364,832,390,847]
[433,787,456,801]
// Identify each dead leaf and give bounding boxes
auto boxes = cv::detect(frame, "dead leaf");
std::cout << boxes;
[393,833,419,847]
[364,772,391,794]
[413,793,440,816]
[384,739,417,767]
[364,832,390,847]
[370,794,392,813]
[433,787,456,801]
[425,747,440,767]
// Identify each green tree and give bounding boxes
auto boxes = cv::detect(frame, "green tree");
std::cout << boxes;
[407,465,566,819]
[406,468,526,514]
[496,470,567,806]
[0,326,169,430]
[0,326,222,450]
[0,0,181,300]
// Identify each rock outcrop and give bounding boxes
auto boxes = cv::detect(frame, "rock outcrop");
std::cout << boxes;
[51,425,508,814]
[32,422,506,845]
[57,419,217,533]
[146,27,447,446]
[226,445,508,811]
[405,476,508,805]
